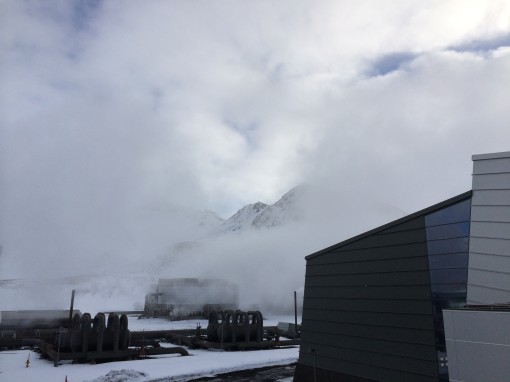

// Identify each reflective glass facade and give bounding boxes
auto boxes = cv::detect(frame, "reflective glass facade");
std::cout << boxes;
[425,198,471,381]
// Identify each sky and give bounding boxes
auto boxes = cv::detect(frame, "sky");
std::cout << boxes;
[1,1,510,299]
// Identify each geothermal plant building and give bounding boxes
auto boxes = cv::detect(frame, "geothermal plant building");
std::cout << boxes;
[294,151,510,382]
[144,278,238,319]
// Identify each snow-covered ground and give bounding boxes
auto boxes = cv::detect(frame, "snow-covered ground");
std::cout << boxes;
[0,315,300,382]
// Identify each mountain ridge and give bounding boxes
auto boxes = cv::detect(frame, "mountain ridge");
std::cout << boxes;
[213,186,303,235]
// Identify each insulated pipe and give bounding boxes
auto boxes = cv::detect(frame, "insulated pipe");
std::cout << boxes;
[145,346,190,356]
[119,314,129,350]
[81,313,91,354]
[107,313,120,352]
[234,311,250,342]
[93,313,105,352]
[72,313,82,329]
[206,311,219,341]
[208,311,218,324]
[247,311,263,342]
[223,310,234,342]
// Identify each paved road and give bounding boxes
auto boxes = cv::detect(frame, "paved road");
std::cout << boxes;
[153,364,296,382]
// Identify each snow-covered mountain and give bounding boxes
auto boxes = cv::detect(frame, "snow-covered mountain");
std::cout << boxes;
[215,201,269,233]
[252,186,302,229]
[213,186,304,235]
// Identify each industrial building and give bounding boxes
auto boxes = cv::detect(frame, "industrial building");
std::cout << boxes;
[143,278,239,319]
[294,151,510,382]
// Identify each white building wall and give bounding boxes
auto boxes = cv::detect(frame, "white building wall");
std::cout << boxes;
[443,309,510,382]
[467,151,510,304]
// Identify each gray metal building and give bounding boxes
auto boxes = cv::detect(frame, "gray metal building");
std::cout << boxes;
[294,151,510,382]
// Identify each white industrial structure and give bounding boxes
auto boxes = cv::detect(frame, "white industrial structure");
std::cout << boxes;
[144,278,239,319]
[444,151,510,382]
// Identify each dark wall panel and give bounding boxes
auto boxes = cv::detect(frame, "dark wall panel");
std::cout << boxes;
[303,298,433,315]
[376,218,426,234]
[301,331,437,361]
[303,271,431,286]
[303,309,433,329]
[302,320,436,345]
[310,242,429,265]
[299,346,438,380]
[304,285,431,299]
[295,363,438,382]
[307,256,430,275]
[337,228,426,251]
[298,215,438,382]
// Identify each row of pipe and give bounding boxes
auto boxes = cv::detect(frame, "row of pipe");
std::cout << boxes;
[207,310,263,343]
[61,312,130,353]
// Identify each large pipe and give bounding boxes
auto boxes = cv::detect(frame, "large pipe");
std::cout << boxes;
[107,313,120,352]
[94,313,105,352]
[119,314,129,350]
[81,313,91,354]
[145,346,189,356]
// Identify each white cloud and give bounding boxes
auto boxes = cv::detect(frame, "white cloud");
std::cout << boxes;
[1,0,510,288]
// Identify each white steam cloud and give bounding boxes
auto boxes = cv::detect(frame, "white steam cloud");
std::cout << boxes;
[1,1,510,313]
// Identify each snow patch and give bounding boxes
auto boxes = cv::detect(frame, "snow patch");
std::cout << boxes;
[87,369,148,382]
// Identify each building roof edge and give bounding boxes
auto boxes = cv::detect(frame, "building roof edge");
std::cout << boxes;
[305,190,473,261]
[472,151,510,161]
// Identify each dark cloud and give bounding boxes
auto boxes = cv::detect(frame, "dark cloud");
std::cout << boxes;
[449,32,510,54]
[71,0,102,32]
[367,52,417,76]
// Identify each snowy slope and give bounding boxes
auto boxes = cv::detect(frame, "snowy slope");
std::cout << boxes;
[252,186,302,229]
[212,186,304,235]
[213,201,269,234]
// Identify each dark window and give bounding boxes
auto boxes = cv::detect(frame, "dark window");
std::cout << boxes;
[425,198,471,379]
[431,283,467,294]
[427,237,469,255]
[425,222,470,240]
[429,269,468,284]
[425,199,472,226]
[428,253,469,270]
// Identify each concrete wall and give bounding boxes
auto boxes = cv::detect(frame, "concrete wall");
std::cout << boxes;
[443,309,510,382]
[467,151,510,304]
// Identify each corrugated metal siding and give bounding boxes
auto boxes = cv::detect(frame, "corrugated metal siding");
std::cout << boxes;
[468,152,510,304]
[298,215,439,382]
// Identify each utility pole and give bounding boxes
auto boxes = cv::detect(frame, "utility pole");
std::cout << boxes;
[294,291,298,338]
[68,290,75,323]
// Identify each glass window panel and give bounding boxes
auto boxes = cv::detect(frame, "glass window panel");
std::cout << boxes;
[425,199,472,226]
[432,299,466,313]
[432,293,467,304]
[427,237,469,255]
[430,269,468,284]
[431,283,467,294]
[434,325,445,341]
[426,222,470,240]
[428,253,469,270]
[425,199,471,360]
